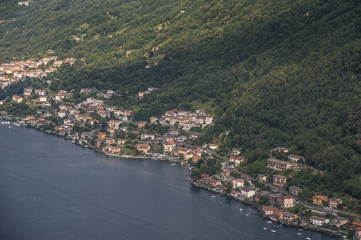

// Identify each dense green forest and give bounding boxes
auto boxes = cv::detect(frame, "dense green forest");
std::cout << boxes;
[1,0,361,199]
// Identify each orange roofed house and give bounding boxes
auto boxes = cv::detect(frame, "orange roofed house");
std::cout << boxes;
[192,155,202,163]
[137,121,147,128]
[137,144,151,154]
[12,95,23,103]
[97,132,107,140]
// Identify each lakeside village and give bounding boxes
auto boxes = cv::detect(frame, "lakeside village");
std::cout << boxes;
[192,150,361,238]
[1,58,361,239]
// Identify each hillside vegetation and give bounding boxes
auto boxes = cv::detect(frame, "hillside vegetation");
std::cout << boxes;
[1,0,361,198]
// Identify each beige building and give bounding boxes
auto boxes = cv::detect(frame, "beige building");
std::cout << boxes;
[163,141,176,153]
[281,212,298,222]
[282,196,295,208]
[267,158,292,171]
[12,95,23,103]
[232,179,245,189]
[273,174,287,186]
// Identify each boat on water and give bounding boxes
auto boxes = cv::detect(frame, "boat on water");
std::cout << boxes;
[245,213,249,216]
[267,221,272,223]
[211,195,216,198]
[263,228,267,230]
[276,223,283,228]
[239,208,242,211]
[306,238,311,240]
[171,163,176,166]
[271,230,276,233]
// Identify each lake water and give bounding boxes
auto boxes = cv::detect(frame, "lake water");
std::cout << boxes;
[0,123,339,240]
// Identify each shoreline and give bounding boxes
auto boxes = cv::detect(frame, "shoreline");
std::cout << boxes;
[0,118,178,162]
[191,182,343,239]
[0,118,346,239]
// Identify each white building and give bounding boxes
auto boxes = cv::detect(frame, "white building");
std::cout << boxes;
[232,179,245,189]
[141,133,155,141]
[310,216,329,226]
[58,111,67,118]
[39,96,47,102]
[240,188,256,198]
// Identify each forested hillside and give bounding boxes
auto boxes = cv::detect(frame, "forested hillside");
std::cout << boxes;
[2,0,361,198]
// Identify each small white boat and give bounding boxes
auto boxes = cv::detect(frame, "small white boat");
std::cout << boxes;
[306,238,311,240]
[239,208,242,211]
[171,163,176,166]
[267,221,272,223]
[271,230,276,233]
[297,232,301,236]
[211,195,216,198]
[264,228,267,230]
[245,213,249,216]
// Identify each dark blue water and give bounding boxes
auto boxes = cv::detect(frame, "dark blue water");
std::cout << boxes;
[0,123,339,240]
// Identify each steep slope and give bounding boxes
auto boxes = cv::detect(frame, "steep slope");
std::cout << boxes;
[1,0,361,197]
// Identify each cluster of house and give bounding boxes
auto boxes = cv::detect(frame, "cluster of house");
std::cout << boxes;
[197,169,301,224]
[262,207,349,227]
[132,118,221,160]
[312,195,343,209]
[0,56,75,89]
[57,97,131,143]
[198,169,254,196]
[309,215,348,227]
[261,205,298,222]
[229,156,247,167]
[138,87,158,98]
[132,126,207,161]
[151,108,213,131]
[9,87,134,154]
[5,84,219,158]
[11,88,74,106]
[86,109,214,157]
[195,163,356,230]
[352,222,361,240]
[96,123,210,157]
[257,189,348,226]
[256,173,289,187]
